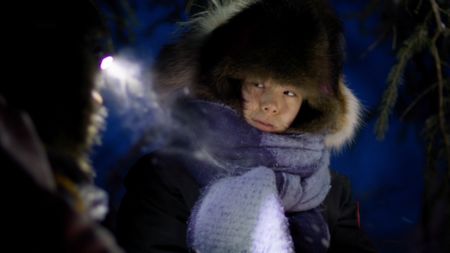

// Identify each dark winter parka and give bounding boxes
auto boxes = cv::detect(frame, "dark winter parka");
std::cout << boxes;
[117,0,377,252]
[1,1,122,251]
[117,150,376,253]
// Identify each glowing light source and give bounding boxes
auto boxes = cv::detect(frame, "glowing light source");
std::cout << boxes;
[98,55,144,96]
[100,56,114,70]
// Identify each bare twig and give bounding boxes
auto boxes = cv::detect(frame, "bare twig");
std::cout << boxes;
[360,28,390,58]
[400,83,437,120]
[185,0,195,14]
[392,26,398,50]
[415,0,424,14]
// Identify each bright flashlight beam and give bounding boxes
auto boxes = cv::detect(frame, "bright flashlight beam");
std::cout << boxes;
[100,56,114,70]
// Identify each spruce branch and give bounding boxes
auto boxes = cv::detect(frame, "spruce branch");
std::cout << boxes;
[429,0,450,175]
[366,0,450,248]
[375,25,430,139]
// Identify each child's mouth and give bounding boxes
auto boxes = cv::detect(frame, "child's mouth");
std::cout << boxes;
[252,119,275,132]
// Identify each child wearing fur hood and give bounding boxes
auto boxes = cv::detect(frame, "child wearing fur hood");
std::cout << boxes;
[117,0,377,252]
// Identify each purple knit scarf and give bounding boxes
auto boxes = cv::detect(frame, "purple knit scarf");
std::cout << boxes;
[166,99,331,252]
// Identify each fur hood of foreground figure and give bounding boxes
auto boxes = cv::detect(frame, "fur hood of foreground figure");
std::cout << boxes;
[154,0,362,150]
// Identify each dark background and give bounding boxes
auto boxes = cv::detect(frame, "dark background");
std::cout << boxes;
[90,1,444,252]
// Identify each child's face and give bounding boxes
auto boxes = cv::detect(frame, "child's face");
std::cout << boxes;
[241,78,303,133]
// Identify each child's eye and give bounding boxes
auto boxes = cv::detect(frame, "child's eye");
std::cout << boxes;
[283,90,296,97]
[253,82,264,88]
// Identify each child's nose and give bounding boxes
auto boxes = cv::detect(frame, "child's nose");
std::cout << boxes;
[262,104,278,114]
[260,92,280,114]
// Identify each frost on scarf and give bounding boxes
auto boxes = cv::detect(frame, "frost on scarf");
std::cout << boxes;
[188,167,294,253]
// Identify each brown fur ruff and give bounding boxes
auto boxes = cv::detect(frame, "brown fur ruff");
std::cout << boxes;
[153,0,362,150]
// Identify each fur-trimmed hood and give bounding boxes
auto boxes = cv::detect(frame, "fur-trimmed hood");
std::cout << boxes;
[154,0,362,150]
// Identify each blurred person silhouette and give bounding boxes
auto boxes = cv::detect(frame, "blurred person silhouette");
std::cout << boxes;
[1,0,123,252]
[116,0,376,252]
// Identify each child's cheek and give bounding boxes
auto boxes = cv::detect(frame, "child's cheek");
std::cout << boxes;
[242,99,254,119]
[242,89,252,103]
[242,94,255,110]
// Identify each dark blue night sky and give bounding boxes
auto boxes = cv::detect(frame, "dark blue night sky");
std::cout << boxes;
[91,1,426,252]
